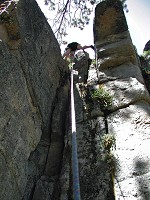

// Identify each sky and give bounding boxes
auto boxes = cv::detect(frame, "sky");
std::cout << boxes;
[125,0,150,55]
[36,0,150,57]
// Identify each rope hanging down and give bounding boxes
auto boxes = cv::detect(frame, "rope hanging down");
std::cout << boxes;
[70,67,81,200]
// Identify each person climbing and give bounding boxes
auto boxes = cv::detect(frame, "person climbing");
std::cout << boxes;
[62,42,95,60]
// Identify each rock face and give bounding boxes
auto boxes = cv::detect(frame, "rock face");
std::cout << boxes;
[0,0,68,199]
[0,0,150,200]
[139,40,150,94]
[143,40,150,52]
[94,0,138,70]
[93,0,150,199]
[60,0,150,199]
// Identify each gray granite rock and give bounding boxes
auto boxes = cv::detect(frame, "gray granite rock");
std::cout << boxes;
[0,0,68,199]
[107,101,150,199]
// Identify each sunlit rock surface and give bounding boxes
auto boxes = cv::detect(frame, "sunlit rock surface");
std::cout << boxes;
[93,0,150,199]
[0,0,68,199]
[0,0,150,199]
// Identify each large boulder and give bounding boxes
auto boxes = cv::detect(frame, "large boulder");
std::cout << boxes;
[0,0,68,199]
[94,0,138,69]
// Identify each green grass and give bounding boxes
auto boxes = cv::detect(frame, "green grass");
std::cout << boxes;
[91,85,113,110]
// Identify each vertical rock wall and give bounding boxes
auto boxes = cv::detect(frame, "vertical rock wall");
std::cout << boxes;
[60,55,115,200]
[140,40,150,94]
[60,0,150,200]
[94,0,150,199]
[1,0,150,200]
[0,0,69,199]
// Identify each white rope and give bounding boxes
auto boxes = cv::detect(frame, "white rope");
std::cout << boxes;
[70,67,81,200]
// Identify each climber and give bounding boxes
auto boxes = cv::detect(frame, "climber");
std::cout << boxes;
[62,42,95,60]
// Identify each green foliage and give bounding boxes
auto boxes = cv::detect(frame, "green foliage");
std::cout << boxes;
[143,67,150,75]
[143,50,150,58]
[101,134,116,171]
[101,134,116,168]
[141,51,150,74]
[43,0,128,44]
[91,85,113,110]
[101,134,116,152]
[91,59,96,65]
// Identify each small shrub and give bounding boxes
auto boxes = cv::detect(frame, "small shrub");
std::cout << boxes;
[91,85,113,110]
[143,67,150,75]
[101,134,116,152]
[101,134,116,169]
[91,59,96,65]
[143,50,150,58]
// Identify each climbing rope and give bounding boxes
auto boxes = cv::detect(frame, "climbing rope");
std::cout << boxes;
[94,44,99,80]
[69,48,96,199]
[70,64,81,200]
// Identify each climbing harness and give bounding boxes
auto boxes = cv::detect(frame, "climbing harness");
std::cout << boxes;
[70,63,81,200]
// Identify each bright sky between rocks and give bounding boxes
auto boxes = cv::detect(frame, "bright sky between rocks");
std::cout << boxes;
[36,0,150,57]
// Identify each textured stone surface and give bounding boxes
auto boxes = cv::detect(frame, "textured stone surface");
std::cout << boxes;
[92,0,150,199]
[60,0,150,199]
[107,102,150,199]
[0,153,20,200]
[0,40,42,198]
[32,176,59,200]
[60,71,114,199]
[98,63,144,84]
[140,40,150,94]
[1,0,150,199]
[103,77,150,110]
[94,0,138,69]
[0,0,68,199]
[76,120,113,200]
[97,37,138,69]
[45,84,69,176]
[94,0,128,41]
[60,116,114,200]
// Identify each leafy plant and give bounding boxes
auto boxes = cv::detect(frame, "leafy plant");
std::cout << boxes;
[101,134,116,169]
[143,50,150,59]
[101,134,116,152]
[143,67,150,75]
[91,85,113,110]
[91,59,96,65]
[140,53,150,74]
